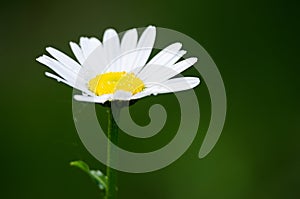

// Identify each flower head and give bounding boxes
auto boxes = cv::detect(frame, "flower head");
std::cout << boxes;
[36,26,200,103]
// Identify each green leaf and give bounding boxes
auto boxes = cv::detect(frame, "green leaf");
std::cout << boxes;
[70,160,107,191]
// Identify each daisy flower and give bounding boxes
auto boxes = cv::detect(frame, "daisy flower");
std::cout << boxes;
[36,26,200,103]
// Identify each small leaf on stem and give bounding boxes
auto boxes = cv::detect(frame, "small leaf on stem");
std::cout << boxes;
[70,160,108,191]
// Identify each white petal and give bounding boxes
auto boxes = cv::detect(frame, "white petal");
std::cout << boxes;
[147,77,200,94]
[112,90,132,100]
[69,42,85,64]
[80,37,102,59]
[172,57,198,73]
[74,94,111,104]
[142,57,198,83]
[120,28,138,72]
[102,29,121,72]
[82,45,107,78]
[132,76,199,99]
[45,72,74,87]
[36,55,76,83]
[131,26,156,71]
[131,89,153,100]
[147,42,182,66]
[166,50,187,66]
[137,43,187,82]
[138,64,173,82]
[46,47,81,73]
[45,72,90,94]
[121,28,138,53]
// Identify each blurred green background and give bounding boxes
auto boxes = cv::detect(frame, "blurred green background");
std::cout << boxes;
[1,0,299,198]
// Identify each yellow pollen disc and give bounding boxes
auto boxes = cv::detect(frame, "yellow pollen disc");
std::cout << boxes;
[88,72,145,96]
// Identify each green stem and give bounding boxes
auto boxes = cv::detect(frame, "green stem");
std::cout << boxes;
[106,107,119,199]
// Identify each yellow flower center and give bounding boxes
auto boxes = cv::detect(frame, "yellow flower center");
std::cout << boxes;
[88,72,145,96]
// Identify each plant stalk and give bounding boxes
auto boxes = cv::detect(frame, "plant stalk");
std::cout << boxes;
[106,107,119,199]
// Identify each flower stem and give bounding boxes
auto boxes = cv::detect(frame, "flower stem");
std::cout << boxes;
[106,106,119,199]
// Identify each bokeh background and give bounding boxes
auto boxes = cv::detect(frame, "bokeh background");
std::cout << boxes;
[1,0,299,198]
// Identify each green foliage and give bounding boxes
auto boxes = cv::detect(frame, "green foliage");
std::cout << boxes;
[70,160,108,192]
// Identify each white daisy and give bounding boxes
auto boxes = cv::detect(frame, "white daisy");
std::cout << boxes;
[36,26,200,103]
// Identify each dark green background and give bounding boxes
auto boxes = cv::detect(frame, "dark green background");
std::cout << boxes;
[1,0,299,198]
